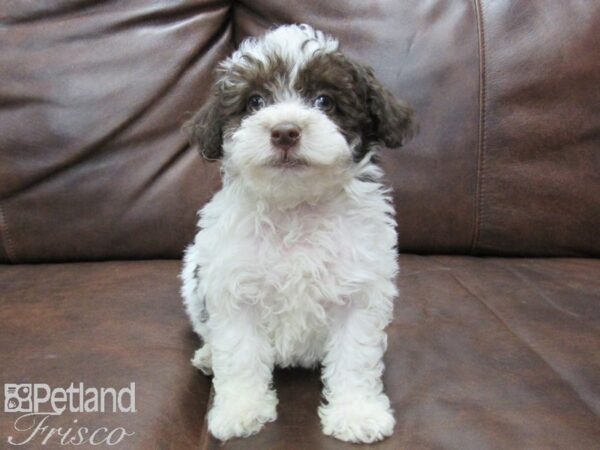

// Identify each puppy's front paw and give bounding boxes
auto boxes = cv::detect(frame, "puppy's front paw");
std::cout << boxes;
[208,389,278,441]
[319,393,395,443]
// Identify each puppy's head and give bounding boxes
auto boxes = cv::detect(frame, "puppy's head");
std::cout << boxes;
[185,24,414,202]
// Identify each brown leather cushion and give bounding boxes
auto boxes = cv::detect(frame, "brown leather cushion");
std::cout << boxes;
[0,261,211,449]
[0,1,227,263]
[1,1,599,262]
[2,256,599,448]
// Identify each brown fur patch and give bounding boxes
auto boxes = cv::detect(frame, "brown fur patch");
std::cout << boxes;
[185,46,414,162]
[296,51,414,160]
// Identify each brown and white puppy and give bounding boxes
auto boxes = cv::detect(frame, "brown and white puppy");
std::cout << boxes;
[181,24,413,443]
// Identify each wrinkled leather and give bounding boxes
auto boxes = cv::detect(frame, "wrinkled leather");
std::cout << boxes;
[0,261,211,449]
[1,1,599,262]
[1,256,599,449]
[0,1,228,263]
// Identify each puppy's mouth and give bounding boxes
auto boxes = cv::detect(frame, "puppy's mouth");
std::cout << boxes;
[268,153,308,169]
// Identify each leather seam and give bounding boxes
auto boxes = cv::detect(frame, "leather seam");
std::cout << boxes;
[471,0,487,254]
[0,203,15,263]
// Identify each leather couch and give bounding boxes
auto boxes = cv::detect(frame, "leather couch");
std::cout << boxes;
[1,1,599,449]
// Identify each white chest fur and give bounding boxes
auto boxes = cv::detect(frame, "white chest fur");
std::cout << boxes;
[182,176,398,368]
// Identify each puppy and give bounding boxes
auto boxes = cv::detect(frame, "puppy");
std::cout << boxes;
[181,24,413,443]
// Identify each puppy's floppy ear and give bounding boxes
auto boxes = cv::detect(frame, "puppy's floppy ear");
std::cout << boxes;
[183,94,223,161]
[355,62,415,149]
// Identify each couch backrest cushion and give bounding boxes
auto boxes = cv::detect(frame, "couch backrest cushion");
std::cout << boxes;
[1,0,598,262]
[0,0,229,262]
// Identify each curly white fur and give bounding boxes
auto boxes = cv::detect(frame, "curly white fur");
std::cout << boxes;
[181,24,398,444]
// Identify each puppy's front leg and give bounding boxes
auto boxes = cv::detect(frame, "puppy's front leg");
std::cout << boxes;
[208,310,277,441]
[319,305,395,443]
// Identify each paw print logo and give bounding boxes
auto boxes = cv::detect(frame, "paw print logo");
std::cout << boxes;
[4,384,33,413]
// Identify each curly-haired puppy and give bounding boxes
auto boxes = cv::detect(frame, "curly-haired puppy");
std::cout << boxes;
[181,24,413,443]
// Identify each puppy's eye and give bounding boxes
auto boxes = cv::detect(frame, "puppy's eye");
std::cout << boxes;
[313,95,334,111]
[247,95,266,112]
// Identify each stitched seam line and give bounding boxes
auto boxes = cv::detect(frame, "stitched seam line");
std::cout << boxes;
[471,0,487,254]
[0,203,15,263]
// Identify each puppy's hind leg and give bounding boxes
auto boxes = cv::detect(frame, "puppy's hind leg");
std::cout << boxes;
[181,255,214,375]
[191,343,213,375]
[187,308,213,375]
[188,312,213,375]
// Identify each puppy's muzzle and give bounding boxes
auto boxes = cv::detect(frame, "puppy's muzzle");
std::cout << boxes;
[271,122,301,152]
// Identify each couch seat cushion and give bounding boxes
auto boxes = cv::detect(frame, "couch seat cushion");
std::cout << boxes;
[1,256,599,449]
[0,261,210,449]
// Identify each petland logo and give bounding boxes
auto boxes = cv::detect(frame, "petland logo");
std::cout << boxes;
[3,383,136,446]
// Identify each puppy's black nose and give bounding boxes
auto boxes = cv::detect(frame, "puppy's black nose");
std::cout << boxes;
[271,122,301,149]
